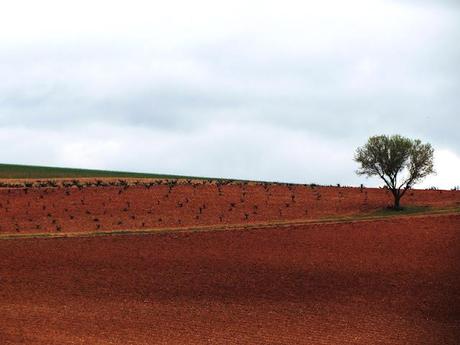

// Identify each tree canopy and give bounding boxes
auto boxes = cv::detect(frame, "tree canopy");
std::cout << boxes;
[355,134,435,209]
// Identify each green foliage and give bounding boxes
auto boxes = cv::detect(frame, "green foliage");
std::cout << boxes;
[355,134,435,209]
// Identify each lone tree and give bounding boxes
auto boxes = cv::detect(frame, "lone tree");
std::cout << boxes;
[355,134,435,210]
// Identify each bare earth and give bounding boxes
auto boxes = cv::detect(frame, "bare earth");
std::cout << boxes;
[1,183,459,235]
[1,213,459,345]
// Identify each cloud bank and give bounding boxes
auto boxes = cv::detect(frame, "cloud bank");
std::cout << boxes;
[0,0,459,188]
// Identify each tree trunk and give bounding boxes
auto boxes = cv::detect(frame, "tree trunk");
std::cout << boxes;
[393,191,402,210]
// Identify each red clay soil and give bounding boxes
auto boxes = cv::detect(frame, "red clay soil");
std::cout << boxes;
[0,182,459,234]
[1,214,459,345]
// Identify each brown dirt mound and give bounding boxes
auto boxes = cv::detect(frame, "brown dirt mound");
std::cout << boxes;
[0,182,458,234]
[1,214,459,344]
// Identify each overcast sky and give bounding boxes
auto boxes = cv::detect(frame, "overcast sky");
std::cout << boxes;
[1,0,459,188]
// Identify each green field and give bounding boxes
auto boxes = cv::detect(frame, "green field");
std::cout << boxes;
[0,163,210,180]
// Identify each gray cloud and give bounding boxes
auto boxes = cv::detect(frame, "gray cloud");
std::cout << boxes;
[397,0,460,8]
[0,0,459,188]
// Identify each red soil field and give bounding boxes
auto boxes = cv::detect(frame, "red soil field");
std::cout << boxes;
[0,180,459,234]
[1,214,459,344]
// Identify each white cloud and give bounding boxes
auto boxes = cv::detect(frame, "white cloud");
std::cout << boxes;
[1,124,457,189]
[0,1,459,188]
[420,149,460,189]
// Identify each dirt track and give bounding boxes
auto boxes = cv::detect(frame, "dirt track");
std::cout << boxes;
[1,214,459,344]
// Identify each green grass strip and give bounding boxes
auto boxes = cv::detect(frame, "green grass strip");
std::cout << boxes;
[0,163,215,180]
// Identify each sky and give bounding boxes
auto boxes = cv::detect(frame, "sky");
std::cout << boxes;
[1,0,459,188]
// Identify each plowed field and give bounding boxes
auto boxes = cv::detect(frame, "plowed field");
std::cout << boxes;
[1,181,459,235]
[1,214,459,344]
